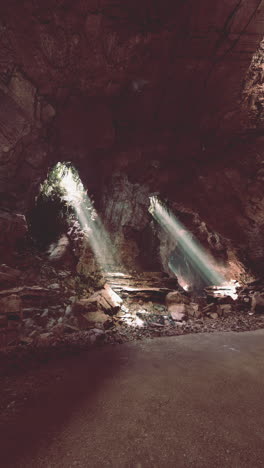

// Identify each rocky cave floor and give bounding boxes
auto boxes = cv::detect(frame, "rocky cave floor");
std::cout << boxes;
[1,249,264,375]
[1,249,264,424]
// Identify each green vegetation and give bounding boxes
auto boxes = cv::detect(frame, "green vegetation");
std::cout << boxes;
[40,162,91,213]
[30,162,93,246]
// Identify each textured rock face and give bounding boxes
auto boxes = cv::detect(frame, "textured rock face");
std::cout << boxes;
[0,70,53,211]
[243,38,264,127]
[101,173,161,270]
[0,1,263,273]
[0,0,262,130]
[0,210,27,260]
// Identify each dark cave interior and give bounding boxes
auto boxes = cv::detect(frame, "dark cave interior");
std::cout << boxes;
[2,4,264,466]
[0,0,264,348]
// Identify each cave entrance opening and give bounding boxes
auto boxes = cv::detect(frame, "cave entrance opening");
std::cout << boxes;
[28,162,79,250]
[28,162,117,272]
[149,196,239,298]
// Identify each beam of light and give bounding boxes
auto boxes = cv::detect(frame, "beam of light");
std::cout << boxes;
[59,165,117,272]
[168,260,191,291]
[149,196,227,288]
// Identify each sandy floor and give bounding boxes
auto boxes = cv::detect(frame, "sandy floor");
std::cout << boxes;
[1,330,264,467]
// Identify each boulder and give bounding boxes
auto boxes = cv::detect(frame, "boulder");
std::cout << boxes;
[74,285,122,315]
[202,303,216,315]
[37,333,54,346]
[0,294,22,317]
[72,299,98,315]
[77,311,109,330]
[251,292,264,314]
[210,313,219,320]
[65,305,72,316]
[188,303,202,319]
[169,304,188,321]
[165,291,190,307]
[218,304,232,316]
[166,290,193,321]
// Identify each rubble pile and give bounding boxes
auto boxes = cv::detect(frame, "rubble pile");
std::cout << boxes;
[1,258,264,352]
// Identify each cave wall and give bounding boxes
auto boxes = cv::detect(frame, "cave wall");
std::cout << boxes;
[100,173,161,270]
[0,0,264,274]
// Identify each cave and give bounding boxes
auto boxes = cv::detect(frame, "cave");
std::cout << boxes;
[1,1,264,466]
